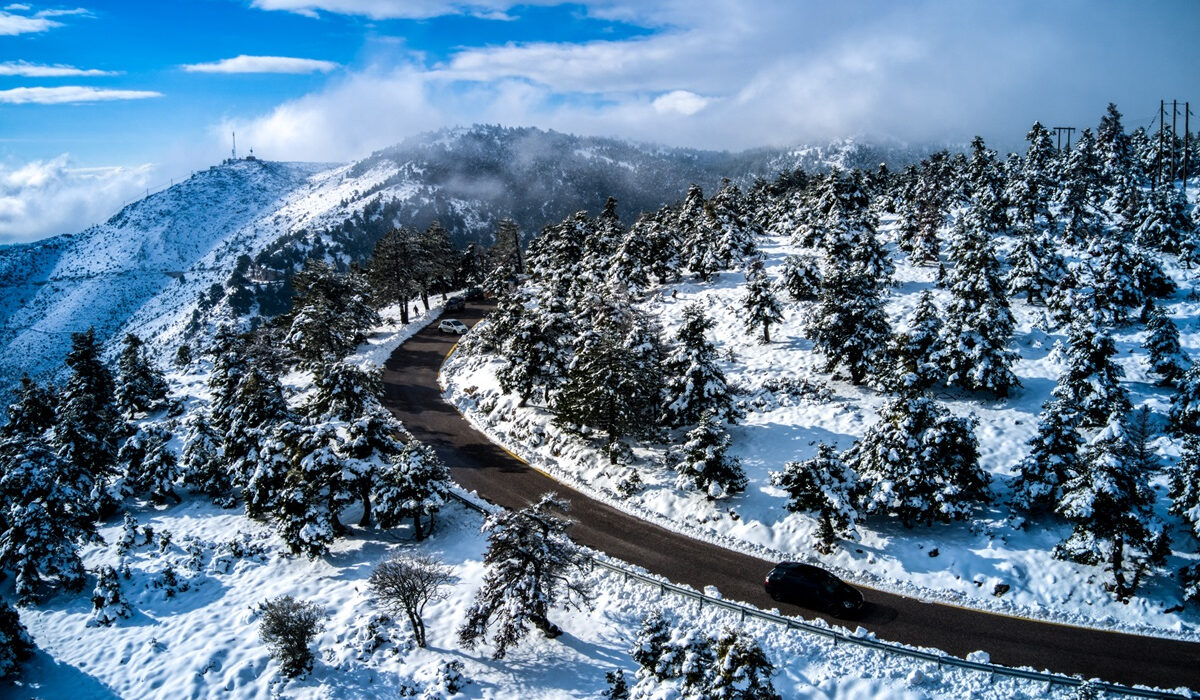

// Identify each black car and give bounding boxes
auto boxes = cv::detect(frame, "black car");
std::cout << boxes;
[764,562,864,616]
[445,296,466,311]
[464,286,485,301]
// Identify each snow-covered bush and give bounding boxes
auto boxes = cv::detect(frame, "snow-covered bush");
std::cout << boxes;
[258,595,325,678]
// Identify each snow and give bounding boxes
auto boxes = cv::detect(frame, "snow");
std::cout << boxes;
[442,221,1200,641]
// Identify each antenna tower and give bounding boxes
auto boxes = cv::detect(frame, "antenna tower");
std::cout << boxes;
[232,131,237,160]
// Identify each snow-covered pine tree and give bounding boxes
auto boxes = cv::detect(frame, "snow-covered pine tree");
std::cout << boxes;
[374,439,450,540]
[304,360,380,422]
[1096,103,1137,212]
[1011,399,1083,513]
[1082,228,1143,324]
[1054,129,1105,244]
[630,611,672,682]
[1123,405,1159,475]
[458,494,589,658]
[53,327,121,517]
[770,443,858,553]
[553,291,662,461]
[678,185,721,282]
[583,197,624,283]
[368,226,423,324]
[0,437,93,602]
[527,210,592,301]
[119,423,181,504]
[223,364,290,490]
[1008,122,1058,229]
[1170,363,1200,436]
[491,288,573,406]
[807,186,892,384]
[269,421,345,558]
[1170,436,1200,542]
[0,375,55,440]
[86,564,130,627]
[1136,179,1192,254]
[777,254,821,301]
[938,213,1019,396]
[661,303,738,427]
[709,628,779,700]
[895,157,948,265]
[742,261,783,344]
[845,396,988,526]
[1052,319,1131,429]
[1055,417,1168,601]
[0,600,33,678]
[115,333,167,419]
[675,410,745,498]
[883,290,945,394]
[708,179,760,268]
[1142,307,1190,386]
[963,137,1008,234]
[180,411,232,507]
[1006,225,1067,305]
[283,260,379,367]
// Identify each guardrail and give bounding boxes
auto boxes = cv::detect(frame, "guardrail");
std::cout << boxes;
[446,490,1191,700]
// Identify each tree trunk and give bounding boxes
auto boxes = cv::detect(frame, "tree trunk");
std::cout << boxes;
[1110,533,1128,600]
[413,512,425,541]
[763,323,771,344]
[358,481,372,527]
[400,298,410,324]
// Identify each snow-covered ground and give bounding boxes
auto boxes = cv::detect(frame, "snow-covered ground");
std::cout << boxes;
[442,223,1200,641]
[7,306,1117,700]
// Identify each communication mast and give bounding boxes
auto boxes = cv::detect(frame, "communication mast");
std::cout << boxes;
[231,131,237,161]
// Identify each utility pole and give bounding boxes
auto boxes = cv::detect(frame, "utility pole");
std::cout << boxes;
[1053,126,1075,151]
[232,131,237,161]
[1185,102,1191,191]
[1172,100,1179,181]
[1157,100,1164,190]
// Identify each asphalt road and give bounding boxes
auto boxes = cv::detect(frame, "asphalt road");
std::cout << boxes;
[380,301,1200,691]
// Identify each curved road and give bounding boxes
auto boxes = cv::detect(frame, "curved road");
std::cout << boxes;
[381,302,1200,691]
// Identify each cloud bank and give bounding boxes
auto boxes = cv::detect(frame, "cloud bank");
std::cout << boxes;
[0,86,163,104]
[182,55,340,74]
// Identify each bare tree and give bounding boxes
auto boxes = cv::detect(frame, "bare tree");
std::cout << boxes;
[368,554,453,648]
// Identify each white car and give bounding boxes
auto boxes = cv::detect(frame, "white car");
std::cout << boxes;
[438,319,469,335]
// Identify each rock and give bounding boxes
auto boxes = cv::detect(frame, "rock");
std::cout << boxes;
[993,583,1011,597]
[927,548,939,557]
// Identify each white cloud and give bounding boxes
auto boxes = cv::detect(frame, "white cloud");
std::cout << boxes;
[3,3,32,10]
[0,60,117,77]
[0,86,162,104]
[652,90,708,116]
[182,55,340,74]
[0,155,155,243]
[250,0,558,20]
[0,9,59,34]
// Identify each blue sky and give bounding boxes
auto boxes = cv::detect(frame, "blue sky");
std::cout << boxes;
[1,0,1198,241]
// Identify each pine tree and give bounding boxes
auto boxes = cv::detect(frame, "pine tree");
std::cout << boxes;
[368,227,423,324]
[114,333,167,419]
[678,185,720,281]
[553,293,662,461]
[963,136,1008,234]
[661,303,738,427]
[374,440,450,540]
[0,375,55,440]
[283,260,379,367]
[846,396,988,527]
[119,424,181,504]
[0,600,33,679]
[491,289,573,406]
[709,628,780,700]
[1054,129,1104,244]
[180,411,232,507]
[1097,103,1137,212]
[224,365,290,489]
[1136,179,1192,253]
[53,327,121,516]
[86,564,130,627]
[675,411,745,498]
[1170,436,1200,542]
[1008,122,1057,229]
[1005,225,1067,305]
[742,262,783,344]
[708,179,760,267]
[458,494,589,658]
[269,421,349,557]
[1011,400,1083,513]
[630,611,672,682]
[1170,363,1200,436]
[1055,418,1168,601]
[304,361,381,421]
[770,443,859,553]
[1083,229,1143,324]
[0,437,93,602]
[527,210,593,301]
[1053,319,1131,429]
[938,215,1019,396]
[884,290,945,394]
[777,254,821,301]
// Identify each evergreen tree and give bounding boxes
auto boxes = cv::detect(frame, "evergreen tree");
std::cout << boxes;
[53,327,121,516]
[709,628,780,700]
[883,290,945,394]
[0,438,93,602]
[583,197,624,282]
[742,262,783,344]
[224,365,290,490]
[283,260,379,367]
[553,292,662,461]
[770,443,859,553]
[675,410,745,498]
[963,136,1008,234]
[0,375,55,440]
[0,600,33,679]
[1011,400,1083,513]
[938,215,1019,396]
[1170,363,1200,436]
[1096,103,1137,212]
[1055,418,1168,601]
[777,254,821,301]
[678,185,720,281]
[374,440,451,540]
[1083,229,1143,324]
[458,494,589,658]
[807,189,892,384]
[895,158,947,265]
[661,303,738,427]
[1169,436,1200,542]
[118,424,181,504]
[343,401,406,527]
[304,360,381,421]
[1008,122,1057,229]
[490,288,574,406]
[709,179,761,267]
[114,333,167,419]
[269,421,344,558]
[1145,307,1190,385]
[1136,185,1192,253]
[368,227,423,324]
[1053,320,1131,429]
[86,564,130,627]
[1054,129,1104,244]
[630,611,672,682]
[845,396,988,526]
[1005,225,1067,304]
[527,210,592,301]
[180,411,232,507]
